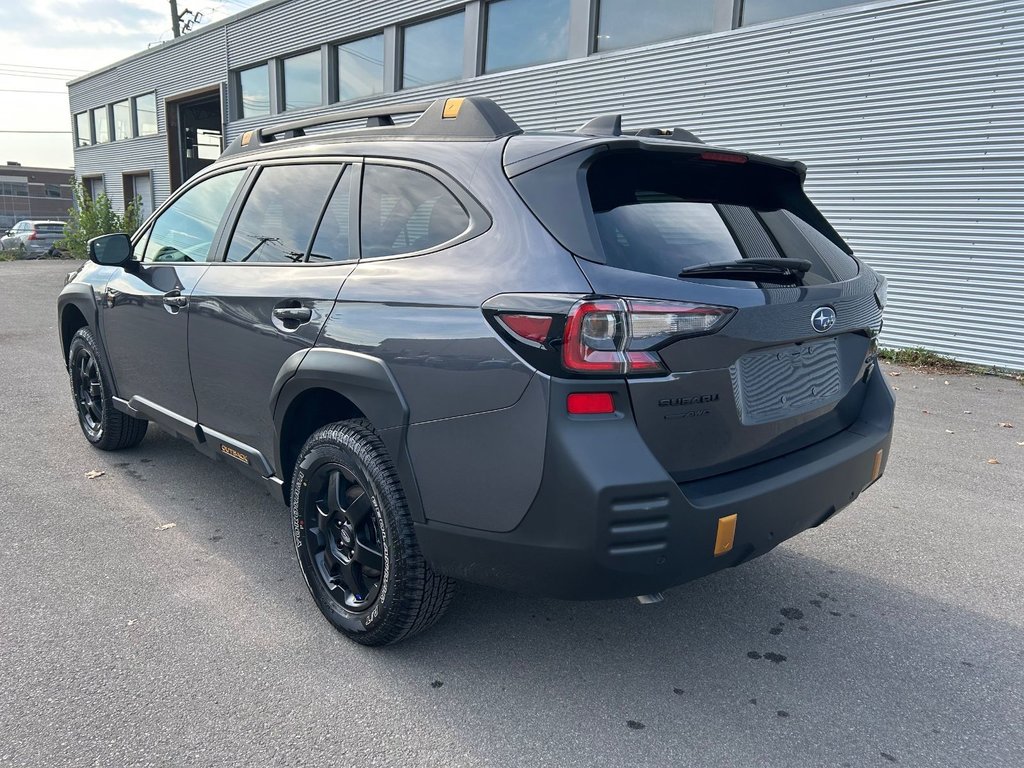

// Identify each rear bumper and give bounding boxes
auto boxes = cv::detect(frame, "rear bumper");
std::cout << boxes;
[416,364,894,600]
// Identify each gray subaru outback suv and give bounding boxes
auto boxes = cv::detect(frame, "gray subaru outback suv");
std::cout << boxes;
[57,96,894,646]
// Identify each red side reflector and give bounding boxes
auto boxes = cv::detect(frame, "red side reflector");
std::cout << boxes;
[567,392,615,415]
[700,151,748,164]
[497,313,552,346]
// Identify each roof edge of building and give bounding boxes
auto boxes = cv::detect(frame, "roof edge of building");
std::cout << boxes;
[66,0,291,88]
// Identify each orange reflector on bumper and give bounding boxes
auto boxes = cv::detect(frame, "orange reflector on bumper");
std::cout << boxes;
[871,449,884,482]
[714,514,737,557]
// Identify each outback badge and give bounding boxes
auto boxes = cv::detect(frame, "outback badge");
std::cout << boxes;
[811,306,837,333]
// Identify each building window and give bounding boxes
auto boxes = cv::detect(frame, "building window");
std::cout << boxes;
[112,99,133,141]
[0,181,29,197]
[135,93,158,135]
[237,65,270,118]
[83,176,104,200]
[595,0,714,52]
[45,184,62,198]
[337,34,385,102]
[484,0,570,73]
[124,173,155,219]
[282,50,322,111]
[74,112,92,147]
[92,107,110,144]
[740,0,865,26]
[402,11,465,89]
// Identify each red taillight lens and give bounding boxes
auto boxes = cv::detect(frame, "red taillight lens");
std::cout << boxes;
[566,392,615,415]
[561,298,733,375]
[495,313,552,347]
[27,231,38,241]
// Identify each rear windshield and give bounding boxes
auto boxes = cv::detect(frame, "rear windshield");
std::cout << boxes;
[34,224,64,233]
[584,150,857,283]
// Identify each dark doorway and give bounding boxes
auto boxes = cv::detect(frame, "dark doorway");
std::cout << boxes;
[166,89,223,191]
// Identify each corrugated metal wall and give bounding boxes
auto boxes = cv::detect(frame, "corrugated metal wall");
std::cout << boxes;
[69,0,1024,370]
[68,27,227,207]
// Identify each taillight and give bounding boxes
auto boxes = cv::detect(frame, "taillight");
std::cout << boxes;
[495,313,552,347]
[561,298,733,375]
[27,231,37,241]
[486,294,734,378]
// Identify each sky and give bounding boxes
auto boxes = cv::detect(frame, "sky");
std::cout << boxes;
[0,0,262,169]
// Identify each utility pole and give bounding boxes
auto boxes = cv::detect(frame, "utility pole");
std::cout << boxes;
[170,0,181,37]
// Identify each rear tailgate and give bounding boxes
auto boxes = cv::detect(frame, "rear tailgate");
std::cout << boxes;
[30,224,65,249]
[508,139,884,481]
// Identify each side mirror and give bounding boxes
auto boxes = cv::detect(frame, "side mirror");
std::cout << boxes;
[88,233,133,267]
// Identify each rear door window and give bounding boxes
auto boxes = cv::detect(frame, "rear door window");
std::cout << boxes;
[225,164,342,263]
[360,164,469,258]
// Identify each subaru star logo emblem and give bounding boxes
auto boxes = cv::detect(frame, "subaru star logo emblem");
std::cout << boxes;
[811,306,836,333]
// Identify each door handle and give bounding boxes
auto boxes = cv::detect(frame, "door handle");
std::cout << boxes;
[272,306,312,323]
[163,292,188,309]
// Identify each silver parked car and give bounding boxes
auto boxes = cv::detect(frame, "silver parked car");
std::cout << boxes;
[0,220,66,258]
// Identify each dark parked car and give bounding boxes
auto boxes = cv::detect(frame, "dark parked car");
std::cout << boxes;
[2,220,65,258]
[57,97,894,646]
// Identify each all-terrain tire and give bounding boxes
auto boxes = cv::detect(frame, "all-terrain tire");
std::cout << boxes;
[290,419,455,646]
[68,326,148,450]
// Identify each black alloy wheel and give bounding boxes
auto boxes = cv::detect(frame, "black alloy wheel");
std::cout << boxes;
[290,420,455,646]
[72,348,104,441]
[305,463,385,610]
[67,327,148,450]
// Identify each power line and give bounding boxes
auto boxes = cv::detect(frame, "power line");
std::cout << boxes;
[0,88,67,94]
[0,71,76,81]
[0,62,87,74]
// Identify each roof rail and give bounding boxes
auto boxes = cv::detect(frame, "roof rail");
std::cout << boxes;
[222,96,522,157]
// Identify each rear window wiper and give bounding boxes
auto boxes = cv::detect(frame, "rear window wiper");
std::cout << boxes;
[679,258,812,284]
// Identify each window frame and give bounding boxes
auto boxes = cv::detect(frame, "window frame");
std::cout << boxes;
[133,92,159,137]
[91,105,110,144]
[74,112,92,147]
[111,99,134,141]
[334,32,387,103]
[482,0,572,74]
[235,63,272,119]
[280,49,324,113]
[357,158,491,263]
[399,9,467,90]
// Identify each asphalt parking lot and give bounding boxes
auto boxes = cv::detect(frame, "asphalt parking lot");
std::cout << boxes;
[1,260,1022,767]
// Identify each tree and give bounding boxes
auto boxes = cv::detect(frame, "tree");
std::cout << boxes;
[59,179,143,258]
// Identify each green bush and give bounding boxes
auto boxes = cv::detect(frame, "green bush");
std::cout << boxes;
[58,179,143,258]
